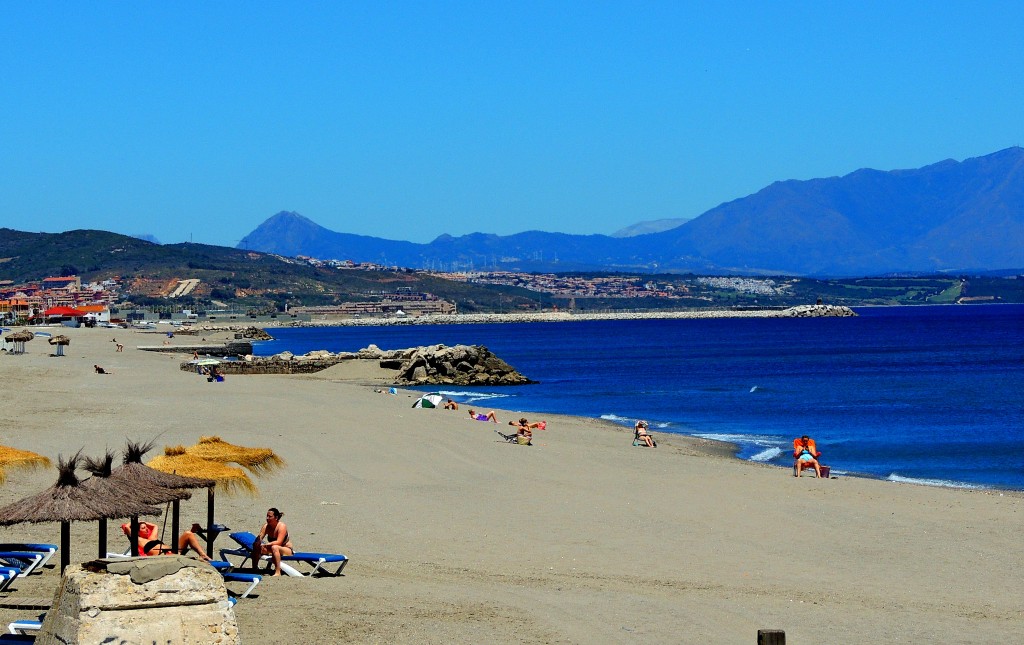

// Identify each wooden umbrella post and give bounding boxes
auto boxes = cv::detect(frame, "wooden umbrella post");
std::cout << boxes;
[206,486,215,556]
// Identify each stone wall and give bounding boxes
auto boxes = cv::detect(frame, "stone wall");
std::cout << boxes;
[37,556,238,645]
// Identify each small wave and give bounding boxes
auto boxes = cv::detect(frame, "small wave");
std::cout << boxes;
[749,385,758,393]
[599,414,633,424]
[886,474,985,489]
[437,390,511,404]
[749,447,782,462]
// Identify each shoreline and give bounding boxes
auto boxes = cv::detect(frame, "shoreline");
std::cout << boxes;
[1,326,1020,642]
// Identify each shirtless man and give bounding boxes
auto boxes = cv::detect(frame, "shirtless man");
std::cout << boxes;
[252,507,294,576]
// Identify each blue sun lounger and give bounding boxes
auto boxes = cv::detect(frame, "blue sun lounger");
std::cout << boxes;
[0,568,21,593]
[0,545,57,573]
[219,532,348,577]
[0,553,45,578]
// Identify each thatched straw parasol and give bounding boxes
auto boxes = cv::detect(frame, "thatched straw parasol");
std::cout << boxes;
[0,446,51,485]
[148,445,257,555]
[48,334,70,356]
[82,451,192,558]
[112,441,215,558]
[0,452,161,572]
[5,330,33,354]
[149,446,256,496]
[185,436,285,476]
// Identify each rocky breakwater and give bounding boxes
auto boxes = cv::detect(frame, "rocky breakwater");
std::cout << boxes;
[181,343,535,385]
[778,304,857,317]
[370,343,534,385]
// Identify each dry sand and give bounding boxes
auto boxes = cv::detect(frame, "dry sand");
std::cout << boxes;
[0,326,1020,643]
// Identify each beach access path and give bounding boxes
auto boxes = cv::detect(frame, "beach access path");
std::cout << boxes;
[0,326,1019,643]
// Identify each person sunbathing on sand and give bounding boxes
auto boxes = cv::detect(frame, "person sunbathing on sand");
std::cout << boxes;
[444,399,459,410]
[94,365,110,374]
[635,420,655,448]
[509,417,546,430]
[793,435,822,478]
[122,521,211,561]
[468,409,498,423]
[252,507,294,576]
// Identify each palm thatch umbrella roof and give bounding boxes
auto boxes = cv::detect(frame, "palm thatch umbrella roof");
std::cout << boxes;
[0,445,51,485]
[148,444,258,555]
[112,440,215,491]
[47,335,71,346]
[185,436,285,476]
[148,446,256,496]
[83,451,192,559]
[83,452,192,506]
[4,330,33,343]
[0,453,161,572]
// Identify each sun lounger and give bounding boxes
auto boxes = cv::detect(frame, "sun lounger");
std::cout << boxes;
[0,634,35,643]
[0,553,45,577]
[0,568,21,593]
[0,545,57,571]
[219,532,348,577]
[7,617,41,635]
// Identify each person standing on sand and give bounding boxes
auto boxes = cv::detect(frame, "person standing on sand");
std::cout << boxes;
[252,507,294,576]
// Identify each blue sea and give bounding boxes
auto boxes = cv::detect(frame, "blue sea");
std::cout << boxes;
[254,305,1024,490]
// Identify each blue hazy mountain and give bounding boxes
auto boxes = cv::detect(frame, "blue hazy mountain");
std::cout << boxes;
[238,148,1024,276]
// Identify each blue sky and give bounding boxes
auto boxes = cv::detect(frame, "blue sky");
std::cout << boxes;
[2,2,1022,246]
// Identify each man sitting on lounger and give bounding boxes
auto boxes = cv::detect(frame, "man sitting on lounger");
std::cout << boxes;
[252,507,294,576]
[123,521,211,561]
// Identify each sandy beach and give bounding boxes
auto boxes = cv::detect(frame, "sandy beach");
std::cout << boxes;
[0,326,1020,643]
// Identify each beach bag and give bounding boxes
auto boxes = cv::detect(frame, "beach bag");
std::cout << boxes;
[516,436,530,446]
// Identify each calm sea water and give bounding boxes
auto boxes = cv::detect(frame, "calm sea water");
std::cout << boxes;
[255,305,1024,489]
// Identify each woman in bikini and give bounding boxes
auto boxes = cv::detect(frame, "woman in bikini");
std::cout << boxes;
[252,507,294,576]
[123,521,211,561]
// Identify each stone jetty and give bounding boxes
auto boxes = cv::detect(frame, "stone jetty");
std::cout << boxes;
[270,304,857,327]
[181,344,534,385]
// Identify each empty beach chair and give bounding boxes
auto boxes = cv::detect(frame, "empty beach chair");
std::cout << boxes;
[222,571,262,598]
[7,616,42,635]
[0,544,57,571]
[0,568,21,593]
[219,532,349,577]
[0,552,45,577]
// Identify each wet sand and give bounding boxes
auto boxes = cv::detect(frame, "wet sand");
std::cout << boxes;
[0,326,1020,643]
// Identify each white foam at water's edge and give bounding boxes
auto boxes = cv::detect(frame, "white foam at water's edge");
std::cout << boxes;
[749,447,782,462]
[437,390,510,404]
[886,474,985,489]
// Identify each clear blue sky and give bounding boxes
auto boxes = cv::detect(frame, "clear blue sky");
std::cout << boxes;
[2,2,1022,246]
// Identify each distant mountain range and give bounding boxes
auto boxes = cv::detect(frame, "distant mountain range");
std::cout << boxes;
[238,148,1024,276]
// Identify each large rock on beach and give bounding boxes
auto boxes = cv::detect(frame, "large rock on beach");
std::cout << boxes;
[37,556,238,644]
[389,344,533,385]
